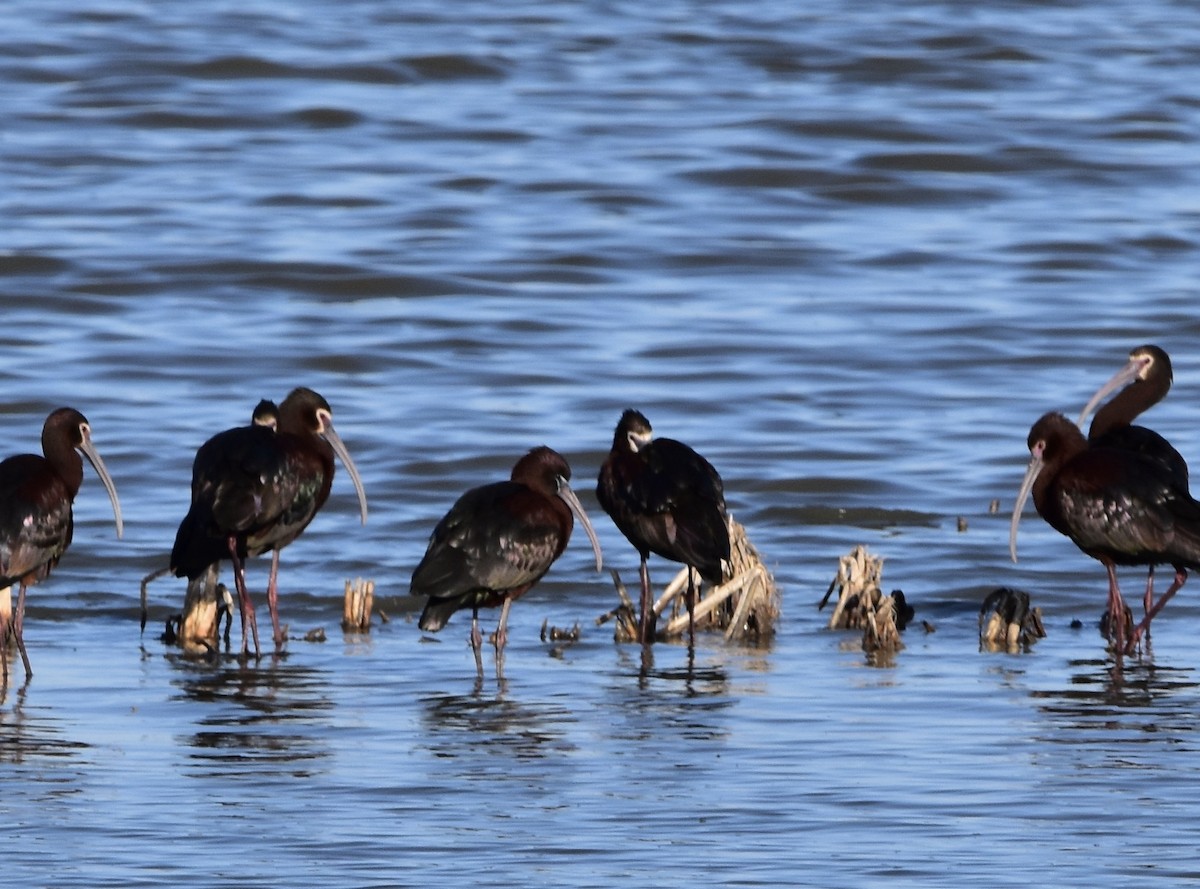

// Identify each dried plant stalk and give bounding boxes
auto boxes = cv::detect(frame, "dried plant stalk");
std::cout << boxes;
[342,577,375,632]
[820,545,908,656]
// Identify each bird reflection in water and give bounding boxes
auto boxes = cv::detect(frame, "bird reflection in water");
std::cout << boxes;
[1030,654,1200,737]
[419,687,576,763]
[0,682,88,766]
[167,658,333,777]
[605,651,734,746]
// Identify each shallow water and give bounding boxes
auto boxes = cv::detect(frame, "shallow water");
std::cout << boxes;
[4,0,1200,885]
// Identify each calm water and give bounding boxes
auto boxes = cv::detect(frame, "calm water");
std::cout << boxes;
[3,0,1200,885]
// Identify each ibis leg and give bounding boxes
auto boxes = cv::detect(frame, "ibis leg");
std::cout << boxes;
[494,597,512,656]
[227,537,260,659]
[686,568,697,649]
[13,583,31,678]
[493,598,513,681]
[469,607,484,676]
[0,587,9,685]
[1127,567,1187,654]
[1103,563,1128,655]
[266,547,284,651]
[638,556,658,644]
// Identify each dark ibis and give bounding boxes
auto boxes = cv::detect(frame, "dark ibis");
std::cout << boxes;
[1076,344,1188,629]
[0,408,122,682]
[251,399,280,431]
[596,409,730,645]
[169,387,367,657]
[140,398,279,633]
[1078,344,1185,483]
[412,446,603,675]
[1010,411,1200,654]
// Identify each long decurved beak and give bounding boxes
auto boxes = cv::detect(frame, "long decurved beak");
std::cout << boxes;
[556,478,604,572]
[1009,451,1043,563]
[1075,358,1141,431]
[78,431,123,539]
[322,423,368,525]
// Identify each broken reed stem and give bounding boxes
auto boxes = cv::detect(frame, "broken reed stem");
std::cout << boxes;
[342,577,375,632]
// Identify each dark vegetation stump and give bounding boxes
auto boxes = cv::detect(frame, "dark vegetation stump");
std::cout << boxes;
[174,564,234,654]
[978,587,1045,653]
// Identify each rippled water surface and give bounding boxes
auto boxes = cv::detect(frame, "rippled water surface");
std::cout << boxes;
[4,1,1200,885]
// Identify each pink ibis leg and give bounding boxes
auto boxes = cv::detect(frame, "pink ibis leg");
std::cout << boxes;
[1103,563,1128,655]
[494,597,513,656]
[469,607,484,676]
[13,582,31,678]
[227,537,260,659]
[266,547,284,651]
[1127,567,1187,654]
[686,567,698,649]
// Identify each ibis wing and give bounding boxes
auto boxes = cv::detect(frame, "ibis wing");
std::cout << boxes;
[194,426,295,533]
[0,456,72,583]
[411,482,564,598]
[1057,448,1200,564]
[633,438,725,515]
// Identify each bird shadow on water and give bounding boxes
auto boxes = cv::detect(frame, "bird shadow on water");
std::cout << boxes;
[165,653,334,778]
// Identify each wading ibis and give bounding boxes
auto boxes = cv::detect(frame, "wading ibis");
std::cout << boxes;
[412,446,603,676]
[0,408,122,682]
[1076,345,1189,633]
[140,398,279,632]
[1011,411,1200,654]
[596,409,730,645]
[170,387,367,657]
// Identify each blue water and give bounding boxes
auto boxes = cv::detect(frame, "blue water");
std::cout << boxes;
[3,0,1200,886]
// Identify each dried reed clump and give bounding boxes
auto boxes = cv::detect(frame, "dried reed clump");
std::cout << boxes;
[342,577,375,632]
[978,587,1045,653]
[820,545,913,656]
[598,515,778,643]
